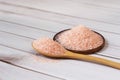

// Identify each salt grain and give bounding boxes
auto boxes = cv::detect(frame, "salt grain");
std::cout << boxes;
[33,38,65,55]
[57,25,103,51]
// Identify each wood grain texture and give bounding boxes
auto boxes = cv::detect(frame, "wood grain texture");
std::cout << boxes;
[69,0,120,9]
[0,61,64,80]
[0,0,120,26]
[0,2,120,35]
[0,15,120,59]
[0,23,120,79]
[0,0,120,80]
[0,45,120,80]
[0,27,119,60]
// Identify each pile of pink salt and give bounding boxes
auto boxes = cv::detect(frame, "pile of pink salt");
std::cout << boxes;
[32,38,65,55]
[57,25,104,51]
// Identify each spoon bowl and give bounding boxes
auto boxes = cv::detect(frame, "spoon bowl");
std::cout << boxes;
[32,38,66,58]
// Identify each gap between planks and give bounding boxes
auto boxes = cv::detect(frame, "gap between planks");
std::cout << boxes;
[0,2,120,35]
[0,43,120,80]
[68,0,120,10]
[0,15,120,59]
[0,28,120,61]
[0,60,65,80]
[0,1,120,80]
[0,1,120,32]
[0,0,120,67]
[0,18,120,49]
[0,10,120,36]
[1,0,120,26]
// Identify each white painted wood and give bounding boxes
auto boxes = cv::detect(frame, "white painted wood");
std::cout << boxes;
[1,13,120,49]
[69,0,120,9]
[1,0,120,9]
[0,27,120,64]
[0,0,120,25]
[0,45,120,80]
[0,19,119,79]
[0,18,119,47]
[0,20,120,59]
[0,3,120,35]
[0,0,120,80]
[0,11,70,33]
[0,61,63,80]
[0,21,55,39]
[0,31,52,53]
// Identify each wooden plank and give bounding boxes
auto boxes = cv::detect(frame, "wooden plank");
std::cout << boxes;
[69,0,120,9]
[0,0,120,80]
[0,17,119,79]
[1,14,120,46]
[0,24,120,60]
[0,21,55,39]
[0,11,120,48]
[0,31,53,54]
[1,30,120,62]
[0,12,69,33]
[0,61,63,80]
[1,0,120,9]
[0,20,120,59]
[0,2,120,59]
[0,45,120,80]
[0,3,120,35]
[0,0,120,26]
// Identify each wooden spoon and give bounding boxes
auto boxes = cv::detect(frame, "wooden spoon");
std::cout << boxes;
[32,38,120,70]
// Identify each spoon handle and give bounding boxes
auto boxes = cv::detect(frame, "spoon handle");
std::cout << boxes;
[66,51,120,70]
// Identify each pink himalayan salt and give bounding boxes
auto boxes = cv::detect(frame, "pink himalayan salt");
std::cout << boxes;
[57,25,103,51]
[33,38,65,55]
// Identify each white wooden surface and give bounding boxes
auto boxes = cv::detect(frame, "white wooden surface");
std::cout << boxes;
[0,0,120,80]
